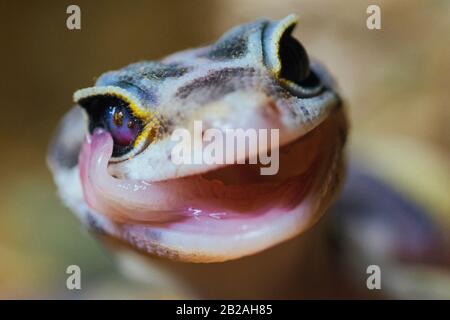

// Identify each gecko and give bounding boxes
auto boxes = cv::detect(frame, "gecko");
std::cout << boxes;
[48,14,347,263]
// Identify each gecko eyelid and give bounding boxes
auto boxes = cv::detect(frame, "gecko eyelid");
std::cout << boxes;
[263,15,322,96]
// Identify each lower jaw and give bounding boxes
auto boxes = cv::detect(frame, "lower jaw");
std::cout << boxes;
[80,108,347,262]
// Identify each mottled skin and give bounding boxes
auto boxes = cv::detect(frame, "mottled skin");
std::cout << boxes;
[47,15,447,298]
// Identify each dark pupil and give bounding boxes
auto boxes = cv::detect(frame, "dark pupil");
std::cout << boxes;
[278,28,320,88]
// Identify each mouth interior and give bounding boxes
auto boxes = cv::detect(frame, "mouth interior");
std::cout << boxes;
[79,115,336,237]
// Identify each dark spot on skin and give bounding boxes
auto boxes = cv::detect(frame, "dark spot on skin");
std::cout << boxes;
[175,67,255,101]
[51,139,82,169]
[206,33,248,60]
[300,105,310,117]
[334,103,348,145]
[121,227,180,259]
[156,118,170,137]
[265,81,291,99]
[122,81,159,104]
[202,21,265,61]
[122,226,161,246]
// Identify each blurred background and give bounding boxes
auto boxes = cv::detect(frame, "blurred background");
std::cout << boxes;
[0,0,448,298]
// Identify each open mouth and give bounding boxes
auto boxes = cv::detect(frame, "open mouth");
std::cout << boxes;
[79,108,346,262]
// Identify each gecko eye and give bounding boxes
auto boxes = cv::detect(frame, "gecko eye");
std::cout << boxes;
[263,15,322,95]
[277,27,321,90]
[79,95,145,158]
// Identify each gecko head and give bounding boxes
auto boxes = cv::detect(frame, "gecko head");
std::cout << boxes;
[48,14,348,262]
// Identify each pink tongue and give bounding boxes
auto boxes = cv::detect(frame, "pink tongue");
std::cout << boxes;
[79,129,311,224]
